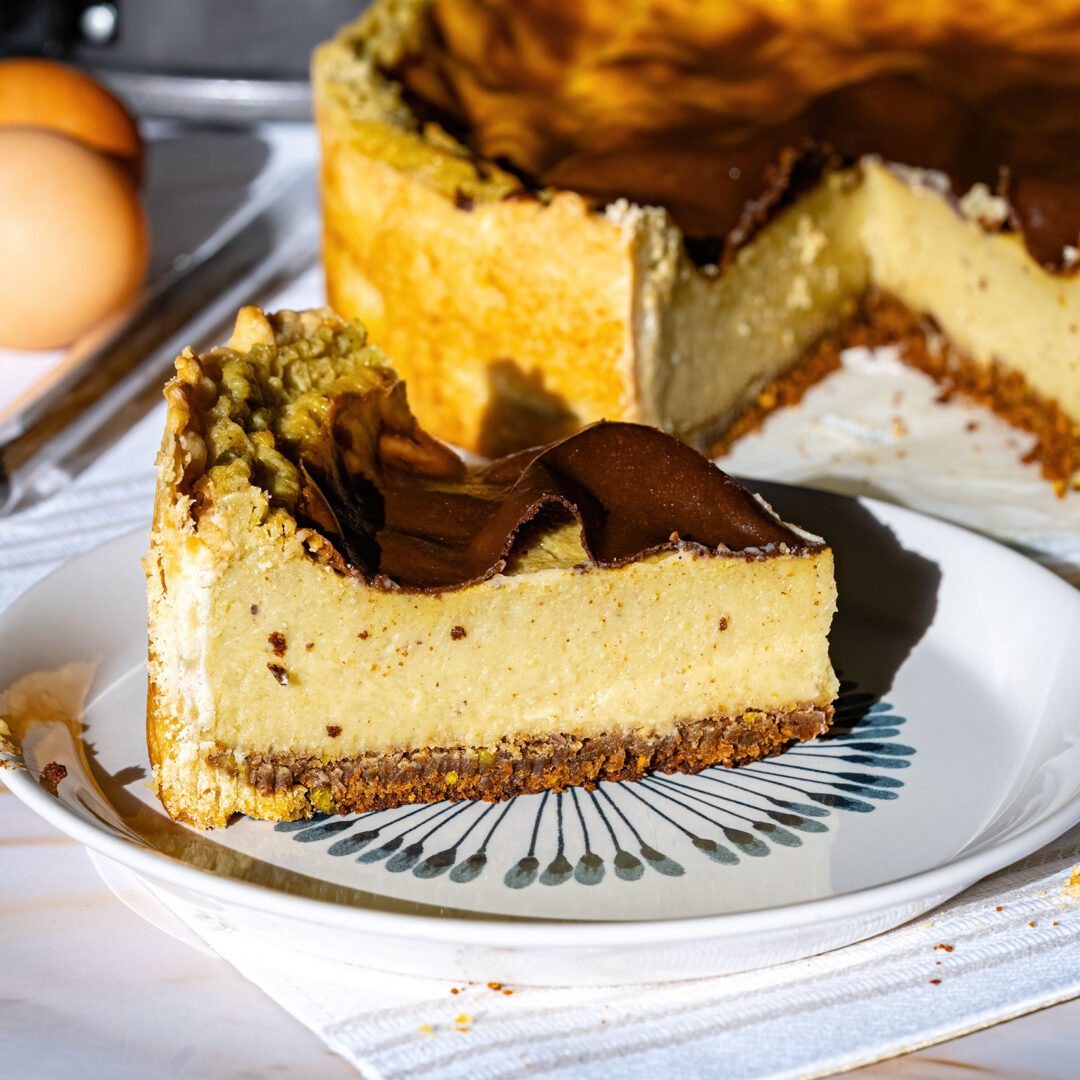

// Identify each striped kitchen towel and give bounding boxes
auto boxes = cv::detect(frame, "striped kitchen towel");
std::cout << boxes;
[145,833,1080,1080]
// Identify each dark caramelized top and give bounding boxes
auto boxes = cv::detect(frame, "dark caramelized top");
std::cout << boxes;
[393,0,1080,270]
[298,382,814,591]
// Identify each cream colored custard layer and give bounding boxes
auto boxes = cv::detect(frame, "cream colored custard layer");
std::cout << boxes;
[639,160,1080,440]
[641,172,870,440]
[863,164,1080,419]
[154,516,837,762]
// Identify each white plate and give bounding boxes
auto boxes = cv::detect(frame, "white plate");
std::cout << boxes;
[3,484,1080,985]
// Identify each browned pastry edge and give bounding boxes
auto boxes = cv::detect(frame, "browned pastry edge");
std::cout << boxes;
[204,704,832,819]
[389,4,1080,271]
[306,406,817,592]
[710,289,1080,495]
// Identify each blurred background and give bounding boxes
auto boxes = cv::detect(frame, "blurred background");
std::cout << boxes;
[0,0,365,120]
[0,1,360,509]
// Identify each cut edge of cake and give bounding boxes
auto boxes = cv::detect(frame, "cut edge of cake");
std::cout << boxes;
[145,306,838,829]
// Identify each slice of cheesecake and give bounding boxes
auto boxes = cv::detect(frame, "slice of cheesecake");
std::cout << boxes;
[145,307,838,829]
[313,0,1080,491]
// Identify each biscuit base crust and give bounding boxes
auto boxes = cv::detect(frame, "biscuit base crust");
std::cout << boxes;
[148,678,831,828]
[711,289,1080,494]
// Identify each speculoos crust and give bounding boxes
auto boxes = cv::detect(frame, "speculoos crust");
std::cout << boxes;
[210,704,832,817]
[853,292,1080,495]
[711,290,1080,495]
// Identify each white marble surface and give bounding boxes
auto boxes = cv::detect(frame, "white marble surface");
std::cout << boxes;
[0,789,352,1079]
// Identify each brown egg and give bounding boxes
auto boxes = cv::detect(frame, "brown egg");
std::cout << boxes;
[0,128,148,350]
[0,58,143,181]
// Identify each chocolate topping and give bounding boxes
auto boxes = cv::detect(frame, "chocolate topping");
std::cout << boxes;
[392,1,1080,271]
[299,384,813,591]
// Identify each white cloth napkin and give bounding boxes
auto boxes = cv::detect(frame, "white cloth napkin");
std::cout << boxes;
[3,346,1080,1079]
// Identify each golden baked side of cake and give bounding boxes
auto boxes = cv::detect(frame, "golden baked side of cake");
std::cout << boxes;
[314,0,1080,488]
[314,1,636,456]
[146,306,838,829]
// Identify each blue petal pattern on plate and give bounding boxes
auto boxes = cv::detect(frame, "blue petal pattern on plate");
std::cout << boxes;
[275,679,912,887]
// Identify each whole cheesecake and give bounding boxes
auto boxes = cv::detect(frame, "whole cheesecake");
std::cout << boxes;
[145,307,837,828]
[314,0,1080,491]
